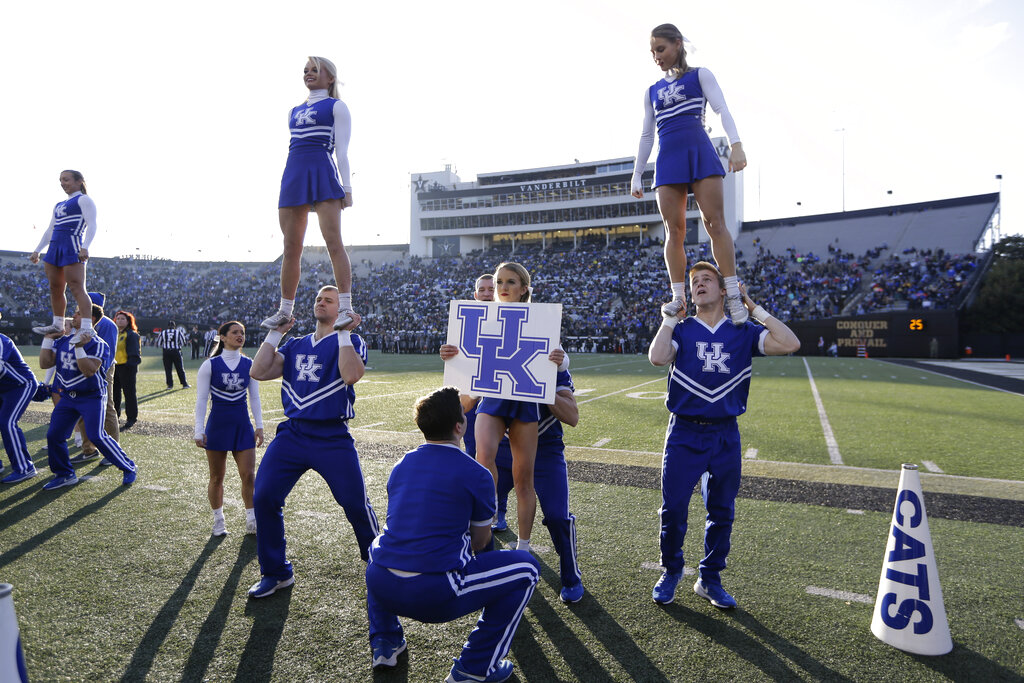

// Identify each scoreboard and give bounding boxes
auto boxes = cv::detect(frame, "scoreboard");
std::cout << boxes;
[792,310,959,358]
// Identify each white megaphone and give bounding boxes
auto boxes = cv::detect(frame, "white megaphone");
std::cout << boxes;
[870,464,953,655]
[0,583,29,681]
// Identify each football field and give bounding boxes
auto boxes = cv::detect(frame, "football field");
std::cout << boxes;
[2,350,1022,681]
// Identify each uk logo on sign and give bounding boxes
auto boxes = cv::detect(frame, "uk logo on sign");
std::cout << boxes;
[443,300,562,404]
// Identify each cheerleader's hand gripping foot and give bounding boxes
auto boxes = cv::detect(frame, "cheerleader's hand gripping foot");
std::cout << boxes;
[661,298,686,318]
[32,323,64,336]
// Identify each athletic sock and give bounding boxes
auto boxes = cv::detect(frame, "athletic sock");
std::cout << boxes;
[213,507,225,521]
[245,508,255,522]
[338,292,352,311]
[724,275,740,297]
[516,538,531,552]
[80,319,93,331]
[279,298,294,316]
[670,282,685,300]
[52,315,63,328]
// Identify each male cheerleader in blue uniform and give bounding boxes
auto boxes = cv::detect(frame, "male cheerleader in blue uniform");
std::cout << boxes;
[248,285,379,598]
[365,386,539,683]
[648,261,799,607]
[39,303,137,490]
[493,354,584,602]
[0,313,49,484]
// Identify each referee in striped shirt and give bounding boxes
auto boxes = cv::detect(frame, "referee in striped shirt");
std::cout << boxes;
[157,321,190,389]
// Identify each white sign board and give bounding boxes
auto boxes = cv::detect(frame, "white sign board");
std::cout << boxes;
[443,300,562,405]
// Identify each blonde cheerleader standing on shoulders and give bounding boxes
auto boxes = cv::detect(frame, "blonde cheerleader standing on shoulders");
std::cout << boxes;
[31,170,100,344]
[262,56,357,332]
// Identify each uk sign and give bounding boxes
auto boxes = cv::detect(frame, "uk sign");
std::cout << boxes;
[443,300,562,405]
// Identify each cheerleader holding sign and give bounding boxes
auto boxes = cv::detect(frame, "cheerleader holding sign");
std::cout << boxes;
[31,170,99,343]
[262,56,357,332]
[631,24,749,325]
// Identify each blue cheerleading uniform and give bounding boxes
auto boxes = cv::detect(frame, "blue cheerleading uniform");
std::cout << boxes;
[36,192,98,268]
[278,90,352,208]
[659,316,767,585]
[494,367,582,590]
[0,334,45,476]
[46,335,135,477]
[252,331,379,582]
[366,442,539,679]
[194,351,262,452]
[476,395,539,424]
[631,67,741,193]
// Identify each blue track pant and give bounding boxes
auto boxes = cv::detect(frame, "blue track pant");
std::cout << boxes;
[253,418,379,580]
[660,414,741,585]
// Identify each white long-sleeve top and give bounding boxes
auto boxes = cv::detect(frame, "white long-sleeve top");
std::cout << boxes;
[193,349,263,440]
[630,67,741,195]
[33,191,98,253]
[303,88,352,193]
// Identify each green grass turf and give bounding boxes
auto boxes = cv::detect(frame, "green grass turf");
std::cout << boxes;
[3,348,1023,680]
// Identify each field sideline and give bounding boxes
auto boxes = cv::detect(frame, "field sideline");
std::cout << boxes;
[2,349,1022,680]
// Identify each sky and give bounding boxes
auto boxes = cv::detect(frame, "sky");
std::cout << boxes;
[2,0,1020,262]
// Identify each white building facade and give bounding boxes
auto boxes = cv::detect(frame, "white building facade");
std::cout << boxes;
[409,143,742,257]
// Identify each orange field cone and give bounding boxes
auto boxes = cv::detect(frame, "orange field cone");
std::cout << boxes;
[870,464,953,655]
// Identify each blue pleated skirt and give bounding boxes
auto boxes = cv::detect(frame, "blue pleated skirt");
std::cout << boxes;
[42,231,83,268]
[476,397,540,424]
[654,120,726,188]
[205,403,256,451]
[278,149,347,208]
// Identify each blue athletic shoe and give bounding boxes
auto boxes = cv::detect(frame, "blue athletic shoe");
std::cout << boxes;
[100,457,113,466]
[248,575,294,598]
[42,474,79,491]
[447,659,514,683]
[69,450,100,464]
[560,581,585,603]
[652,571,682,604]
[2,469,37,484]
[694,579,737,609]
[492,511,508,531]
[370,636,407,669]
[122,468,137,486]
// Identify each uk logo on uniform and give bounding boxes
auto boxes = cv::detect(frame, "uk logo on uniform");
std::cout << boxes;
[60,351,77,371]
[294,108,317,126]
[294,355,322,382]
[696,342,730,373]
[658,81,686,107]
[221,373,244,391]
[457,305,547,399]
[56,203,67,218]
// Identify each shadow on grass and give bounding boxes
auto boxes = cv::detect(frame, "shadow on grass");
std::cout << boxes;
[0,484,127,569]
[180,535,258,681]
[914,642,1021,680]
[137,388,176,405]
[235,577,293,681]
[660,602,853,682]
[514,549,671,682]
[118,536,225,682]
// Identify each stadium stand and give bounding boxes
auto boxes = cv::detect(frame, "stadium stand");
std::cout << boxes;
[0,194,996,353]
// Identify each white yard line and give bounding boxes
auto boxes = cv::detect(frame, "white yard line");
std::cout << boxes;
[576,377,665,405]
[803,358,843,465]
[922,460,944,474]
[805,586,873,604]
[744,448,758,460]
[592,438,611,448]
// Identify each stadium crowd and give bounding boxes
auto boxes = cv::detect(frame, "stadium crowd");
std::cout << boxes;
[0,239,980,353]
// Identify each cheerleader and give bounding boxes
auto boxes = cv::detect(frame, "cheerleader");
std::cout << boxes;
[194,321,264,537]
[630,23,749,325]
[441,263,566,553]
[31,170,100,343]
[261,56,356,332]
[0,312,48,484]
